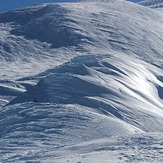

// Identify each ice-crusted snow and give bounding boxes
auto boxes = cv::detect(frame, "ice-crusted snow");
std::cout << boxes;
[0,0,163,162]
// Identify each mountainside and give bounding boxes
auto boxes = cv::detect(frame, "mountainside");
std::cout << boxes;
[140,0,163,8]
[0,0,163,162]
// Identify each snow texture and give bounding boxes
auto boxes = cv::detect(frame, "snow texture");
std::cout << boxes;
[140,0,163,8]
[0,0,163,162]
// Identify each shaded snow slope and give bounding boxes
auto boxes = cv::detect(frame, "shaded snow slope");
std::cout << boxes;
[0,103,141,162]
[140,0,163,8]
[0,0,163,162]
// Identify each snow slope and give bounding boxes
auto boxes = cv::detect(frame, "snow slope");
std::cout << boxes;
[140,0,163,8]
[0,0,163,162]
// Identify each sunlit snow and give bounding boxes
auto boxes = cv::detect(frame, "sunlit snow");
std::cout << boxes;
[0,0,163,162]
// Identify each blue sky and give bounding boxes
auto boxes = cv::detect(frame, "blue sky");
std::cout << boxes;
[0,0,142,13]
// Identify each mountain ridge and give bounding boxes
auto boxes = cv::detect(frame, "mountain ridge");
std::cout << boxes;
[140,0,163,8]
[0,0,163,162]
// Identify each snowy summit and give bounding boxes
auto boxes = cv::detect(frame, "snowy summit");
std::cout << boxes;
[0,0,163,162]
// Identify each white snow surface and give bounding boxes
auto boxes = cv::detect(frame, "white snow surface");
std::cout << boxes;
[140,0,163,8]
[0,0,163,162]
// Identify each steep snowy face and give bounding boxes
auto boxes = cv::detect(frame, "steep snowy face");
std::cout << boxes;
[140,0,163,8]
[0,0,163,162]
[8,53,163,131]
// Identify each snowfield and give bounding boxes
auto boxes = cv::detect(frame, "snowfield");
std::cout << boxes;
[0,0,163,162]
[140,0,163,8]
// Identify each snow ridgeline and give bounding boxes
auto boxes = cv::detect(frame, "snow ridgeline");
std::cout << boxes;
[140,0,163,8]
[0,0,163,162]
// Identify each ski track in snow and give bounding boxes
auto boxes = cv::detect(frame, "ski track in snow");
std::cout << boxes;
[0,0,163,162]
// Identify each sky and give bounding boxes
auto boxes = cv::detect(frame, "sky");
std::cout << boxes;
[0,0,142,13]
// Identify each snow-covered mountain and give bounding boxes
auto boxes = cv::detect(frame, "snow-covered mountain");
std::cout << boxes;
[140,0,163,8]
[0,0,163,162]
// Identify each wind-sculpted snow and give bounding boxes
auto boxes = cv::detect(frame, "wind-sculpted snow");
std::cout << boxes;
[0,0,163,80]
[9,54,163,132]
[140,0,163,8]
[0,102,141,161]
[0,0,163,162]
[0,5,89,49]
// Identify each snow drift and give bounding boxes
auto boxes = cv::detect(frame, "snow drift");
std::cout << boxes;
[0,0,163,162]
[140,0,163,8]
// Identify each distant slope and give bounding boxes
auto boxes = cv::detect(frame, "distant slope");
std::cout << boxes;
[140,0,163,8]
